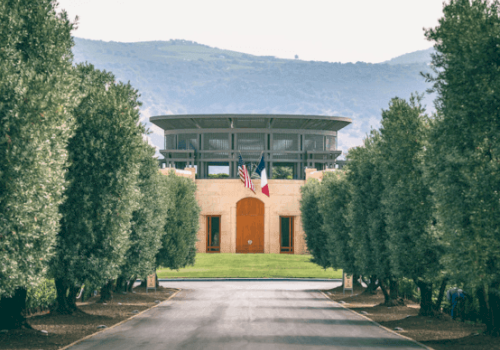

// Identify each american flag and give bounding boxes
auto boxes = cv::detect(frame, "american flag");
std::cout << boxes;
[238,153,255,192]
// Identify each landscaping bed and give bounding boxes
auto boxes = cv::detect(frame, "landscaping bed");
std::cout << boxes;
[325,285,499,350]
[0,286,177,350]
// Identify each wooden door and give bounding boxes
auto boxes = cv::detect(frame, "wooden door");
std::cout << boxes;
[236,198,264,253]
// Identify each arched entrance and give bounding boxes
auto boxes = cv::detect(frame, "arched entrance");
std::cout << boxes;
[236,198,264,253]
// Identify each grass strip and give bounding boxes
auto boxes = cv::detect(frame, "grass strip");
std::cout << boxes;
[157,253,342,278]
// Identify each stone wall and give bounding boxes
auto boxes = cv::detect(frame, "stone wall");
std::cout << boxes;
[159,167,338,255]
[194,179,307,254]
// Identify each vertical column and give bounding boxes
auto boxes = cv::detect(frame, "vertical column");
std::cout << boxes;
[265,205,271,253]
[269,133,273,179]
[231,205,237,253]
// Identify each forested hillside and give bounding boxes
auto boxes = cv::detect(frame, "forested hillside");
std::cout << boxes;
[72,38,435,154]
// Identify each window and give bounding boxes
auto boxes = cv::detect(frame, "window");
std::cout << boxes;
[207,216,221,252]
[280,216,294,253]
[304,135,324,151]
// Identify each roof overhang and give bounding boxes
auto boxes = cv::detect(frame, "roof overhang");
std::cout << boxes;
[150,114,352,132]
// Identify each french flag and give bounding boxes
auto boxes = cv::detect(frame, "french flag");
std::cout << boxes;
[255,154,270,197]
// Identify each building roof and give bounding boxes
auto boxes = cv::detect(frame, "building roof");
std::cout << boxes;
[150,114,352,132]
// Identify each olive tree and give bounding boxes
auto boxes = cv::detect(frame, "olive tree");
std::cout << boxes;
[0,0,78,329]
[378,96,442,315]
[318,172,356,275]
[347,132,400,302]
[424,0,500,334]
[156,171,200,271]
[300,179,332,269]
[116,144,170,292]
[52,64,144,312]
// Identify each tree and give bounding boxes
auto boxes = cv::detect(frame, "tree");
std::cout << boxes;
[116,144,169,292]
[347,132,399,302]
[318,172,356,275]
[271,166,293,179]
[0,0,78,329]
[424,0,500,334]
[51,64,144,312]
[156,171,200,271]
[300,180,332,269]
[378,96,442,315]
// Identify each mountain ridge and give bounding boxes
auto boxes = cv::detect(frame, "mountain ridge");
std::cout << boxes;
[72,37,436,156]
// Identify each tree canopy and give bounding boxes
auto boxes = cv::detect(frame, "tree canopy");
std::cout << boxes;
[424,0,500,334]
[0,0,78,329]
[156,171,200,270]
[52,64,145,312]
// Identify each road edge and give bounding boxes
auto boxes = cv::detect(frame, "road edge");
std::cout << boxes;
[320,291,435,350]
[59,289,181,350]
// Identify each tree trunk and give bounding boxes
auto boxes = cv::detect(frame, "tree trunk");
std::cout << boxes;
[53,278,79,315]
[389,279,399,301]
[99,280,114,302]
[127,275,137,293]
[477,285,489,324]
[114,276,127,293]
[352,274,362,288]
[0,288,31,330]
[416,280,434,316]
[384,278,405,306]
[379,279,390,304]
[434,277,448,312]
[486,281,500,336]
[361,275,378,295]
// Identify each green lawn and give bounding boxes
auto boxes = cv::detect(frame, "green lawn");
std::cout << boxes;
[157,253,342,279]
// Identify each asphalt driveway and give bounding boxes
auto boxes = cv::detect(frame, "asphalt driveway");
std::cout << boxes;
[69,280,426,350]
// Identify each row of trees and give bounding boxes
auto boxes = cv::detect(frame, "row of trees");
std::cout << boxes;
[301,0,500,336]
[0,0,200,329]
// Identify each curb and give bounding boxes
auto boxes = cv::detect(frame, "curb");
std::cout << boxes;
[320,291,435,350]
[157,278,342,282]
[59,289,181,350]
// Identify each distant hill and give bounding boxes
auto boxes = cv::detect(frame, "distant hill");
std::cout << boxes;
[72,38,436,156]
[383,47,434,65]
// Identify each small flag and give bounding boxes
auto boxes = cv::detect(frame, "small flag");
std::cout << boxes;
[255,154,270,197]
[238,153,255,192]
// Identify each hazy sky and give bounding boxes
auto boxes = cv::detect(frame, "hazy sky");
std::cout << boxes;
[57,0,445,63]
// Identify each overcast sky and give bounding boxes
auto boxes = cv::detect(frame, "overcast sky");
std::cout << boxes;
[57,0,445,63]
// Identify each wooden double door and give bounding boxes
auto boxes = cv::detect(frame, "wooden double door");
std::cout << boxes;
[236,198,264,253]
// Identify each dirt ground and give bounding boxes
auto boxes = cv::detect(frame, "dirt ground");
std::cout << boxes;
[325,285,500,350]
[0,286,177,350]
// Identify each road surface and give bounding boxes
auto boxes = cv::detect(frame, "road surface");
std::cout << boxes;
[69,280,425,350]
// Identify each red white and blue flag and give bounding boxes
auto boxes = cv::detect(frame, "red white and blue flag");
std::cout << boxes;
[255,154,270,197]
[238,153,255,193]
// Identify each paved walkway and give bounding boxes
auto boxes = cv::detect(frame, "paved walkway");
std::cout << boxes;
[69,281,425,350]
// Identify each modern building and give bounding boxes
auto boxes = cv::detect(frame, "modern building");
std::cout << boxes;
[150,114,351,254]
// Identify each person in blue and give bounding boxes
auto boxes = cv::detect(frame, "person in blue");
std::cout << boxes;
[446,288,465,319]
